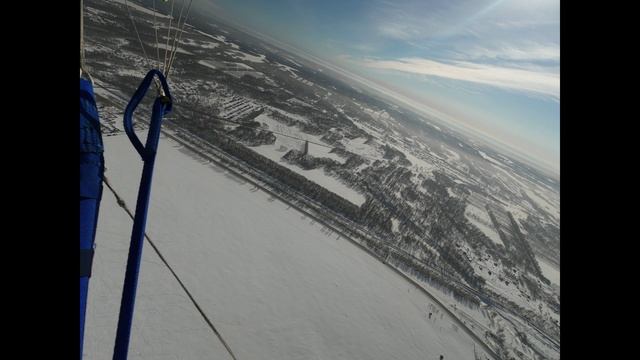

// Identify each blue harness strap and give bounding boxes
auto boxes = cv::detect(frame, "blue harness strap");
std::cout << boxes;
[80,77,104,359]
[113,69,172,360]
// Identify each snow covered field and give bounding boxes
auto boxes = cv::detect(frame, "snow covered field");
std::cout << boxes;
[465,205,503,246]
[252,112,367,206]
[84,133,489,359]
[537,257,560,286]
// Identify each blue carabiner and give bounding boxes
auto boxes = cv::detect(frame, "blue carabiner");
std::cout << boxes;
[123,69,173,159]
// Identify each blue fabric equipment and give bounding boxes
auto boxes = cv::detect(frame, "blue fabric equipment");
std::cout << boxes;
[113,69,173,360]
[80,77,104,359]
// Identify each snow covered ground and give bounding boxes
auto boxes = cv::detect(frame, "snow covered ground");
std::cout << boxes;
[193,30,240,49]
[84,132,491,359]
[152,42,193,55]
[341,137,382,160]
[465,205,503,246]
[252,112,366,205]
[109,0,171,19]
[251,138,367,206]
[179,37,220,49]
[536,257,560,286]
[225,49,267,63]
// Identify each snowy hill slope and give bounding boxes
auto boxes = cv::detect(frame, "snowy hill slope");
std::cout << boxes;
[84,132,492,359]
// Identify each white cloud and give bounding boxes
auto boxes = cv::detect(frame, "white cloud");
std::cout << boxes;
[462,43,559,62]
[377,22,421,40]
[362,57,559,98]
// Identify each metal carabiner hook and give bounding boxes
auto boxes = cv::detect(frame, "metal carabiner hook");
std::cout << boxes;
[123,69,173,160]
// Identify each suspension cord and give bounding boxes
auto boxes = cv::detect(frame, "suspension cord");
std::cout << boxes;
[152,0,161,70]
[165,0,194,80]
[123,0,152,69]
[80,0,84,71]
[163,0,179,74]
[103,176,240,360]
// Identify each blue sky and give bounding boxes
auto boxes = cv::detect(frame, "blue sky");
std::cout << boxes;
[198,0,560,173]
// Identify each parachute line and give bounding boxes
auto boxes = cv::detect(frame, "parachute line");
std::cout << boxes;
[123,0,152,70]
[165,0,186,74]
[163,0,176,73]
[165,0,193,79]
[103,176,239,360]
[80,0,85,71]
[152,0,161,70]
